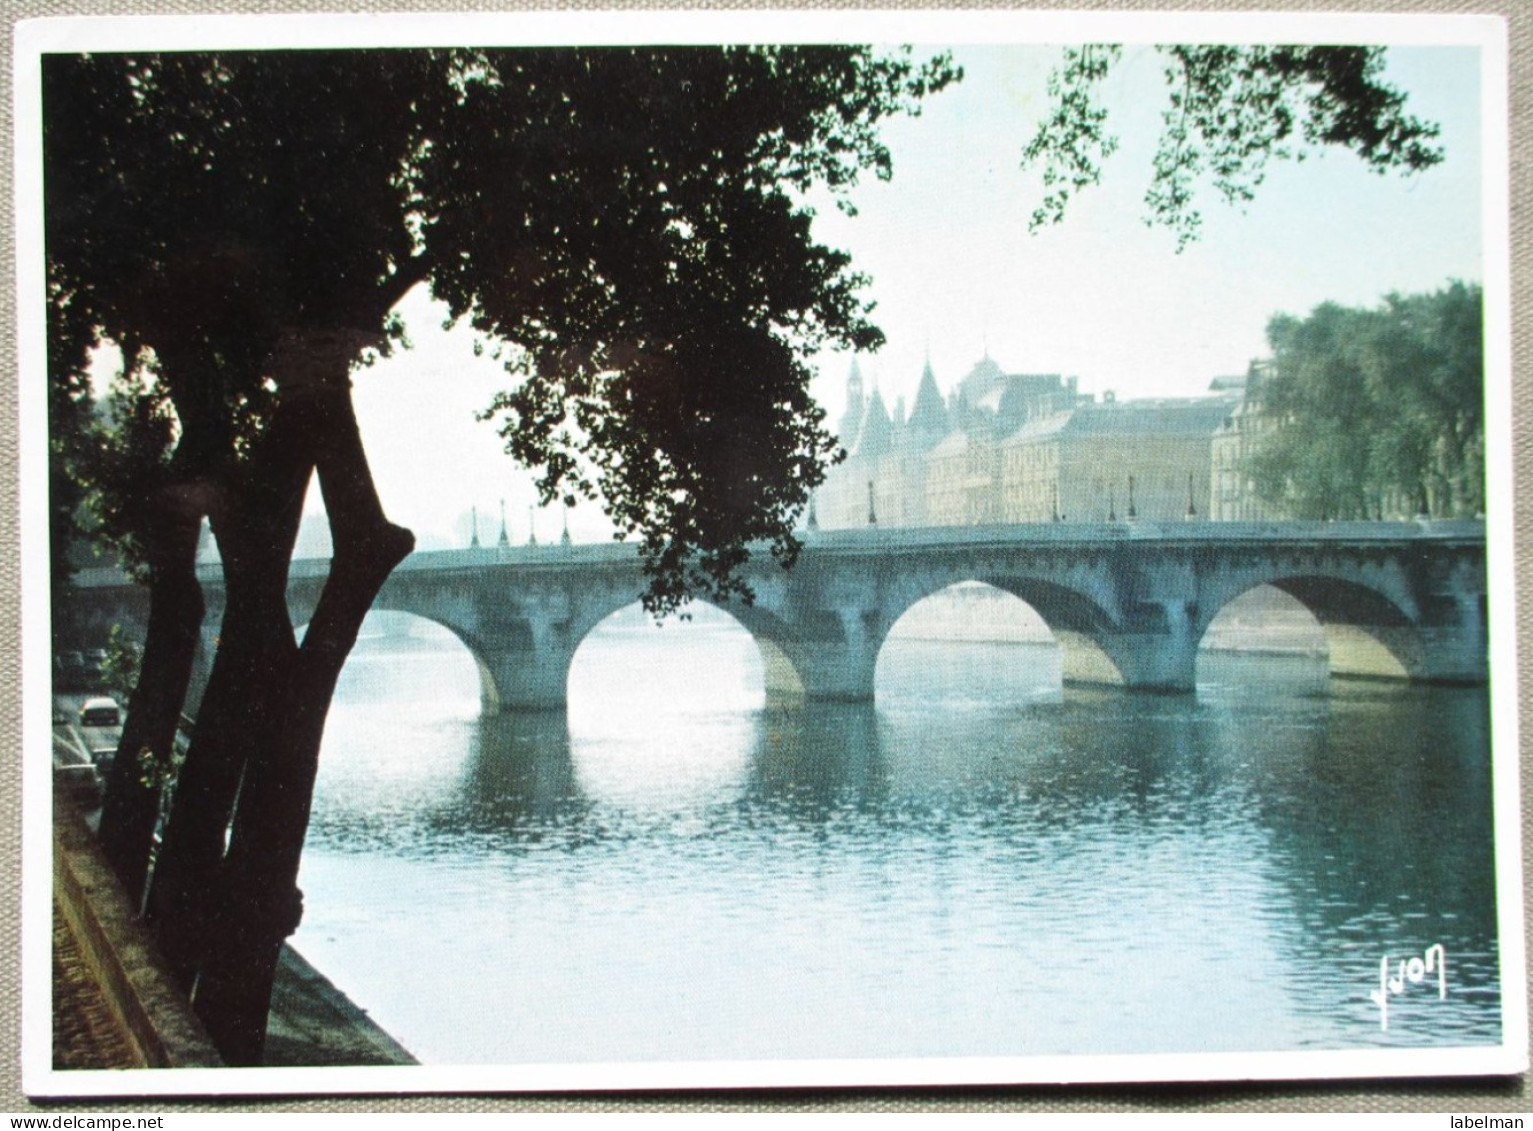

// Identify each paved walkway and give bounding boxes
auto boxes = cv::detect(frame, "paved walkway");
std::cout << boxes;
[52,902,138,1070]
[266,946,416,1067]
[54,910,417,1070]
[53,789,415,1071]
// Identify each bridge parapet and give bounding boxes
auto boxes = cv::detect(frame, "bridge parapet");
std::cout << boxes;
[67,521,1487,709]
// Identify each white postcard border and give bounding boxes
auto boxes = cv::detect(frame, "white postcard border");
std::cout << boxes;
[15,8,1524,1098]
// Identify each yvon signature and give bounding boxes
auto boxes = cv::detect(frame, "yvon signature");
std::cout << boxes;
[1370,944,1447,1030]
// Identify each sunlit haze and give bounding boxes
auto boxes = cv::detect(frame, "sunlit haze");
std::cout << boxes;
[344,43,1483,552]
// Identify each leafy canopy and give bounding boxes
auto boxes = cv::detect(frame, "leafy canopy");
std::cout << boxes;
[421,47,957,608]
[45,47,958,611]
[1023,45,1443,249]
[1244,281,1483,520]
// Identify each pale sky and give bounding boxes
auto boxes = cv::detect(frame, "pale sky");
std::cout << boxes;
[346,42,1485,551]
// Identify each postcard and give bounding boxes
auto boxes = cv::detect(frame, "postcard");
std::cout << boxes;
[16,9,1525,1098]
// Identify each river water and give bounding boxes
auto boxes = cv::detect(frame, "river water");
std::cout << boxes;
[290,600,1502,1065]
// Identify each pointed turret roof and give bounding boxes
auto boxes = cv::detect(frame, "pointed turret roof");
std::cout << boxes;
[836,357,866,451]
[906,358,950,448]
[851,385,893,460]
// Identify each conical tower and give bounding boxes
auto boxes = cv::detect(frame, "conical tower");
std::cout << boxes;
[835,357,866,452]
[852,385,894,461]
[907,357,950,450]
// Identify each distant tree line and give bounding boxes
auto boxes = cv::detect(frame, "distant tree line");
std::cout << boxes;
[1245,281,1484,520]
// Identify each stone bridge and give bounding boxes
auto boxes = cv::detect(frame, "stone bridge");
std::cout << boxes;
[65,520,1488,712]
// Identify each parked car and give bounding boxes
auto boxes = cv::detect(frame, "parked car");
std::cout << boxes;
[87,736,120,774]
[53,738,103,805]
[55,651,87,689]
[78,697,121,728]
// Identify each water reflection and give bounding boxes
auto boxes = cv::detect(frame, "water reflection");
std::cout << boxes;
[428,711,593,852]
[1232,681,1499,1044]
[292,619,1502,1064]
[744,704,887,823]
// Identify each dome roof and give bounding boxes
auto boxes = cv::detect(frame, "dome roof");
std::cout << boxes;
[956,355,1006,405]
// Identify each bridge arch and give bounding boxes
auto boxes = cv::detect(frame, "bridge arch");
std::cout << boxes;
[877,572,1129,690]
[360,575,627,712]
[564,602,773,806]
[356,592,532,714]
[568,600,775,716]
[291,607,490,713]
[1196,574,1423,682]
[875,581,1066,704]
[368,577,817,714]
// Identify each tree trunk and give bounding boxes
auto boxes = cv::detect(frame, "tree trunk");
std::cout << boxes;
[146,545,303,989]
[131,337,412,1063]
[96,494,206,908]
[95,340,232,906]
[191,380,413,1064]
[146,402,315,989]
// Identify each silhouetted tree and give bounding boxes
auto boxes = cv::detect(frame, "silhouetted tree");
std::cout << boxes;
[44,45,955,1063]
[1023,45,1443,248]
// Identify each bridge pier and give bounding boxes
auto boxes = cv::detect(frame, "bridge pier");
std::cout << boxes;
[775,640,880,702]
[455,592,591,713]
[1100,601,1199,693]
[1107,636,1199,692]
[476,644,577,712]
[754,599,889,703]
[1406,594,1488,684]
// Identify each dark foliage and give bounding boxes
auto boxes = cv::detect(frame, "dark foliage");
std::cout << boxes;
[1245,282,1484,519]
[44,44,956,1062]
[1023,45,1443,249]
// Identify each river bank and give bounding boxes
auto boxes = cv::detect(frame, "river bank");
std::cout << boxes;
[52,791,415,1071]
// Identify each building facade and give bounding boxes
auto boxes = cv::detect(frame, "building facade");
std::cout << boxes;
[1001,397,1239,524]
[814,355,1254,530]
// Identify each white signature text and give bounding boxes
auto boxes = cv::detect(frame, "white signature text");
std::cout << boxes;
[1370,943,1446,1031]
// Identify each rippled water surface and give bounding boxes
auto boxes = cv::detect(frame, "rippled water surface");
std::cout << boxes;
[292,611,1501,1064]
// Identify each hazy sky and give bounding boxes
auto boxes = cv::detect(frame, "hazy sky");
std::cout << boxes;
[347,42,1486,550]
